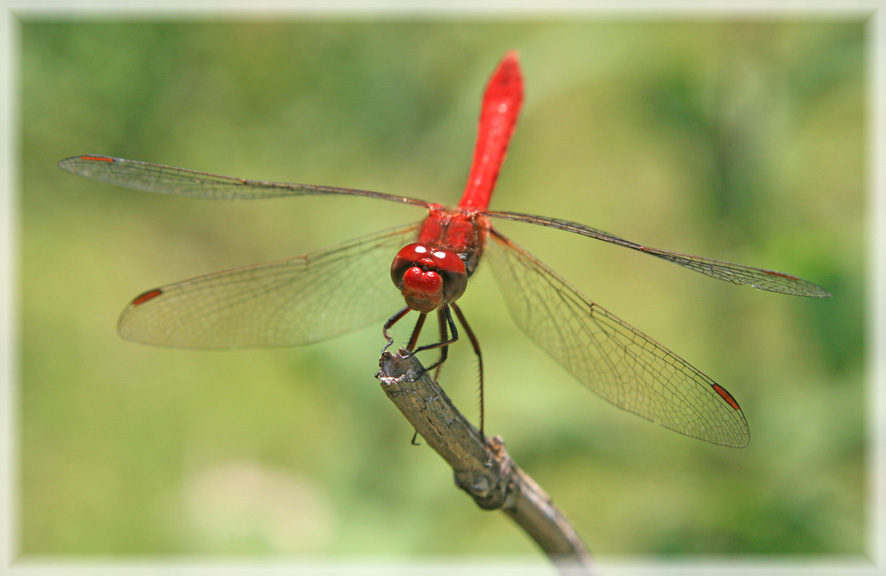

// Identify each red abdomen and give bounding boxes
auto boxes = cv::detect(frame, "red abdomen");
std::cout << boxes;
[457,51,524,212]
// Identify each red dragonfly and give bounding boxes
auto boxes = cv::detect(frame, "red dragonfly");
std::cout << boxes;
[58,52,829,448]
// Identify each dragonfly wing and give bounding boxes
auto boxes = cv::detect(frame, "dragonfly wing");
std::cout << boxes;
[484,210,830,298]
[119,224,420,348]
[485,229,750,447]
[58,155,430,207]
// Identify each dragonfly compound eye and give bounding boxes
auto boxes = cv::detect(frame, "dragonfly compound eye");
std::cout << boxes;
[391,243,468,312]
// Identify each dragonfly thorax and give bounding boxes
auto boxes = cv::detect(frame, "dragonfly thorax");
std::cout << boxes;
[390,243,468,312]
[416,206,490,278]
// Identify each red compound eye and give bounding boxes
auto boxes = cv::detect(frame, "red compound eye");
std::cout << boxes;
[390,244,468,312]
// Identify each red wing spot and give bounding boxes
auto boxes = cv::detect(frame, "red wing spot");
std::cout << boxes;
[763,269,800,280]
[131,288,163,306]
[712,383,741,411]
[80,155,115,162]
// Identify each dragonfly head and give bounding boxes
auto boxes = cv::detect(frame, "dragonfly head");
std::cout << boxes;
[391,243,467,313]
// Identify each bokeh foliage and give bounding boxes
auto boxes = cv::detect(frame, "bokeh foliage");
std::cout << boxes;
[18,18,864,559]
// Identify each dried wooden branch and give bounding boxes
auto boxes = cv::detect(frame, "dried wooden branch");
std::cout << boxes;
[376,350,595,574]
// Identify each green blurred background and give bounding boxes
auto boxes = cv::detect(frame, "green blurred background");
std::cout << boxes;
[18,17,865,561]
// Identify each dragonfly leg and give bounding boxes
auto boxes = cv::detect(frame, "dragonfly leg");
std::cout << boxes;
[410,306,458,366]
[382,305,412,355]
[406,312,429,352]
[432,308,449,382]
[388,305,489,436]
[400,306,459,384]
[451,303,485,437]
[383,305,452,378]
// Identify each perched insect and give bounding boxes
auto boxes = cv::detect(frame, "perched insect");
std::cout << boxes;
[59,52,829,447]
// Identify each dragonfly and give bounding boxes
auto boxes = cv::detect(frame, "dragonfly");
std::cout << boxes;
[58,51,829,449]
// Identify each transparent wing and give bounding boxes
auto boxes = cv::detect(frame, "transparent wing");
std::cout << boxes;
[484,210,830,298]
[485,228,750,447]
[58,155,430,207]
[118,224,420,348]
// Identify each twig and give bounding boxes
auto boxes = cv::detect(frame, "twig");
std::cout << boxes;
[376,350,596,574]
